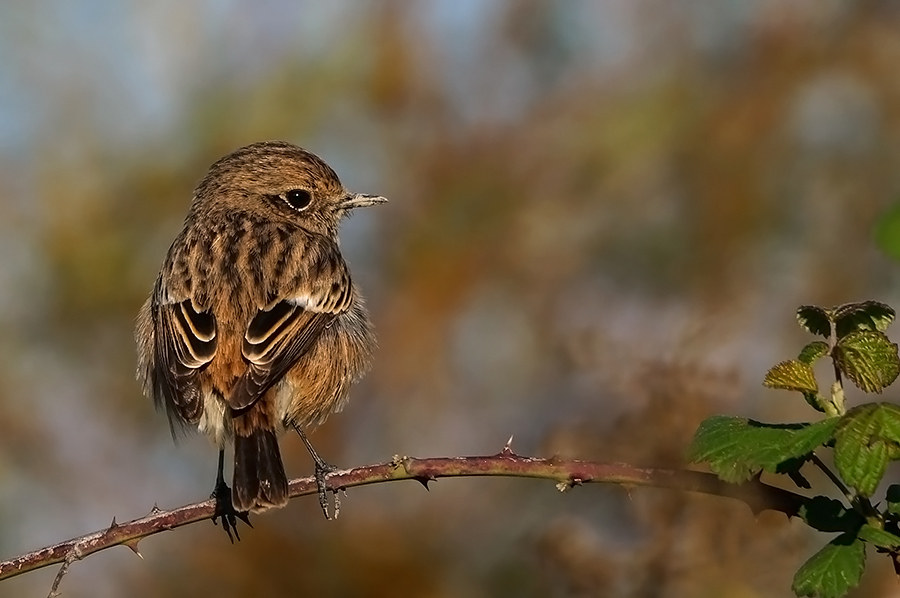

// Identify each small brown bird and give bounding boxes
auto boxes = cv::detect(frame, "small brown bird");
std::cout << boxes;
[135,141,384,540]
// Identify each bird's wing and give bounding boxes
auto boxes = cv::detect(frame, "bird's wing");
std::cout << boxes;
[228,258,353,411]
[151,292,217,424]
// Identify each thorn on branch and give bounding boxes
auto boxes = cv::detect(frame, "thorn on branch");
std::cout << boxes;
[123,539,143,560]
[107,517,118,531]
[500,435,516,456]
[148,503,161,516]
[414,475,437,490]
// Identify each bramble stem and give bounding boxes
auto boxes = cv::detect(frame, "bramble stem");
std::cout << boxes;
[0,450,806,584]
[810,453,852,501]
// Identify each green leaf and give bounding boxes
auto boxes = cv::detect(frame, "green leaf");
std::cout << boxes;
[795,302,896,341]
[792,534,865,598]
[764,360,818,394]
[833,331,900,394]
[688,416,839,483]
[835,301,896,338]
[858,524,900,549]
[798,306,832,338]
[798,496,863,534]
[876,202,900,262]
[834,403,900,496]
[799,341,830,365]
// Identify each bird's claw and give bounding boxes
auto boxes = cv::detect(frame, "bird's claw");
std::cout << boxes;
[211,478,252,543]
[314,459,341,520]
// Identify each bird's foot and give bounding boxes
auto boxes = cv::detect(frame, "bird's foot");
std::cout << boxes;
[293,424,345,520]
[313,458,342,520]
[211,478,252,543]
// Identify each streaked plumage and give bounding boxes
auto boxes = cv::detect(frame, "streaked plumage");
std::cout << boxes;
[135,141,384,533]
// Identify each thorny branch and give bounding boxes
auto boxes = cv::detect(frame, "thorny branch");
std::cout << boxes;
[0,446,807,591]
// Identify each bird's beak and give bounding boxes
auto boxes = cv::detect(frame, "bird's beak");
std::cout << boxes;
[338,193,388,210]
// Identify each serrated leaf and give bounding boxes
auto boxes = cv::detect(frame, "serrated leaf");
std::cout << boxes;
[688,416,839,483]
[858,524,900,549]
[834,403,900,496]
[764,360,818,394]
[834,331,900,394]
[799,341,830,365]
[792,534,865,598]
[798,496,864,534]
[834,301,896,338]
[798,306,833,338]
[859,301,894,332]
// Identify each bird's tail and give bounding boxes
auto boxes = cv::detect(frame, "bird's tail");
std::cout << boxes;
[232,425,288,513]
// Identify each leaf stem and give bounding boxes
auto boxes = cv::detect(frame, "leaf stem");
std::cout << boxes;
[828,320,847,415]
[810,453,852,502]
[809,453,879,519]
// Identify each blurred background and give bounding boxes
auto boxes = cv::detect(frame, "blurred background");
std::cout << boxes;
[2,1,900,596]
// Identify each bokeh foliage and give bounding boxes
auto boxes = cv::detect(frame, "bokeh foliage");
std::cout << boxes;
[3,2,900,597]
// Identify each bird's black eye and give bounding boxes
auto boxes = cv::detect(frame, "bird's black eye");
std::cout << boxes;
[282,189,312,211]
